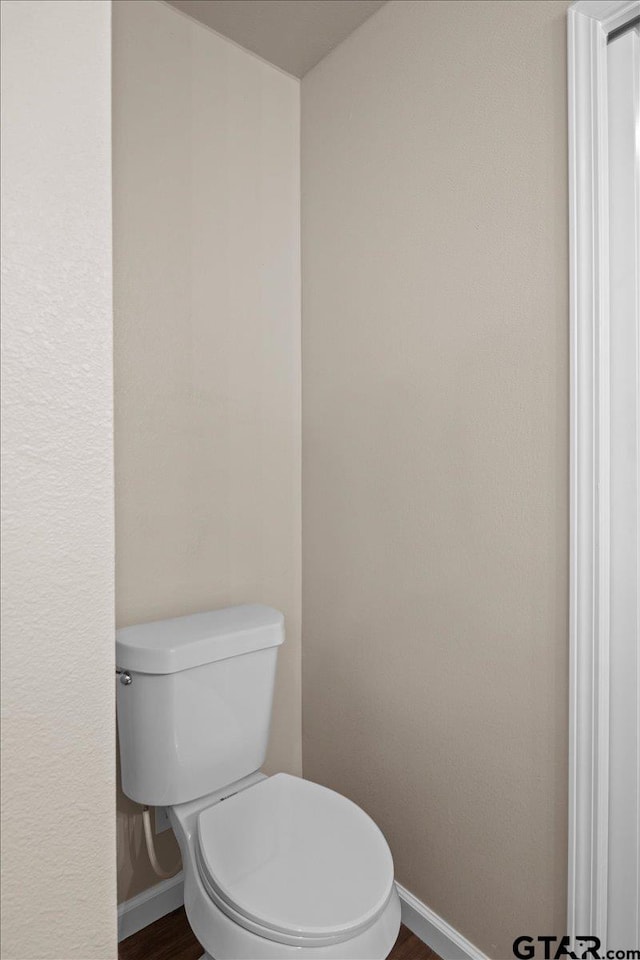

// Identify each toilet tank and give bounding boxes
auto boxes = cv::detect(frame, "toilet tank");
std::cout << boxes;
[116,604,284,806]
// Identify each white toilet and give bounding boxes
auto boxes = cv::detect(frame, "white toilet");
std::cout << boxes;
[116,604,401,960]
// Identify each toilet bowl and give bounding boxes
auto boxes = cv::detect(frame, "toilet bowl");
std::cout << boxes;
[170,772,401,959]
[116,604,401,959]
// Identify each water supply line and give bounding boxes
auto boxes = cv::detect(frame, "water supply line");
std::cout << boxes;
[141,806,180,879]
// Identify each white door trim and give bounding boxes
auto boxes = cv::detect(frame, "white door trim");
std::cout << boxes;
[567,0,639,948]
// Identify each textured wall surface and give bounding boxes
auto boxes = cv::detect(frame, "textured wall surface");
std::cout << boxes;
[0,2,116,957]
[113,0,301,902]
[301,2,570,956]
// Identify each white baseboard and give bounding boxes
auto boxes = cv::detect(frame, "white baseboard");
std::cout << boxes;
[396,883,488,960]
[118,871,184,942]
[117,871,485,960]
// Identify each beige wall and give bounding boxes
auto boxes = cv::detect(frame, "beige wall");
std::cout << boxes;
[113,0,301,902]
[0,2,116,957]
[301,2,569,957]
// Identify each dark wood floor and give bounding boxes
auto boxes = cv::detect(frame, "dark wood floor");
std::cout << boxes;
[119,907,440,960]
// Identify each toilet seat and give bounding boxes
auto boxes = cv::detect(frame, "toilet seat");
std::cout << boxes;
[195,773,395,948]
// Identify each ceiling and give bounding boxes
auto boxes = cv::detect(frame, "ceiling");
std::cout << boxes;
[165,0,387,78]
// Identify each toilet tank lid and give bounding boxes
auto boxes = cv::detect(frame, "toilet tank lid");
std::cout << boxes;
[115,604,284,675]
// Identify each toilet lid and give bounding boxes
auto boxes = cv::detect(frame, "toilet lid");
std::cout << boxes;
[196,773,395,946]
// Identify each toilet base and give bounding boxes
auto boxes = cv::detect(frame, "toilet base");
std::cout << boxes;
[186,882,401,960]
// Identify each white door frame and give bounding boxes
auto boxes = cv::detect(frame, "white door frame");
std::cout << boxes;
[568,0,639,948]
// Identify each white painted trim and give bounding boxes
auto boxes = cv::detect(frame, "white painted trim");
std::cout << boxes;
[117,872,184,942]
[396,883,488,960]
[116,874,482,957]
[568,0,639,950]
